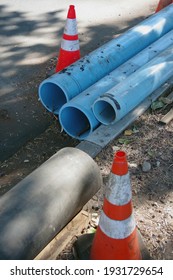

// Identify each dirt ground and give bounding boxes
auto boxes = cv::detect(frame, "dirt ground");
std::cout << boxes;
[0,92,172,260]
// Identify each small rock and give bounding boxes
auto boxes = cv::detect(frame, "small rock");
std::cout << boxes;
[92,205,99,211]
[46,68,55,78]
[0,109,10,120]
[142,161,151,172]
[112,146,119,152]
[152,202,158,207]
[91,213,98,219]
[128,162,138,168]
[0,172,5,177]
[92,195,98,201]
[90,213,99,228]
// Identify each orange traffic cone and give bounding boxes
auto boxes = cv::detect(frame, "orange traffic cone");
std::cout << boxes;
[90,150,142,260]
[55,5,80,72]
[155,0,173,12]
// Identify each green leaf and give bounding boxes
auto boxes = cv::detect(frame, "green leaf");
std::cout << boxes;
[132,126,139,133]
[88,227,96,233]
[147,150,154,157]
[118,138,131,145]
[151,100,164,110]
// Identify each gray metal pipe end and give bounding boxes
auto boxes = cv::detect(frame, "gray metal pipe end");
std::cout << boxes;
[0,147,102,260]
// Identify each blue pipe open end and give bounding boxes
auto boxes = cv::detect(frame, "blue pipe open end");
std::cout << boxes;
[93,100,116,125]
[59,106,93,140]
[39,82,67,114]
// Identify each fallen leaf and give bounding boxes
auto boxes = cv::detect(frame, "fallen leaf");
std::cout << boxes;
[151,100,164,110]
[147,150,154,157]
[124,129,133,136]
[132,126,139,133]
[118,138,131,145]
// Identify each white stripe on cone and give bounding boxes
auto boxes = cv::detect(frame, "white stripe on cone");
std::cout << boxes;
[99,211,136,239]
[64,18,78,36]
[106,173,132,205]
[61,39,80,51]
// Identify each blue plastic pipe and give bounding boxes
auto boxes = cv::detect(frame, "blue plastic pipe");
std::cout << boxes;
[39,4,173,114]
[59,30,173,139]
[93,45,173,125]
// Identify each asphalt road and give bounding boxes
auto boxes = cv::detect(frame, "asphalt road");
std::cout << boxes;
[0,0,158,162]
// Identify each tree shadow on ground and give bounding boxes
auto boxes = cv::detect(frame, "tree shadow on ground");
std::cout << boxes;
[0,3,150,162]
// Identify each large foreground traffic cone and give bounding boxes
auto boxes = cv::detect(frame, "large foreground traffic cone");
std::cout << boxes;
[55,5,80,72]
[155,0,173,12]
[90,150,142,260]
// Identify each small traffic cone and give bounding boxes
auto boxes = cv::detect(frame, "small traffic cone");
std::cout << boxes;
[90,150,142,260]
[55,5,80,72]
[155,0,173,12]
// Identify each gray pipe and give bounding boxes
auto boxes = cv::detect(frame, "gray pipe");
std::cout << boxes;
[0,148,102,260]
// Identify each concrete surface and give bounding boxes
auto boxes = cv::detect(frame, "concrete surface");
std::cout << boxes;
[0,0,158,162]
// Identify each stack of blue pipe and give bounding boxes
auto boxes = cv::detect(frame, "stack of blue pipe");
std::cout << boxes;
[39,4,173,140]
